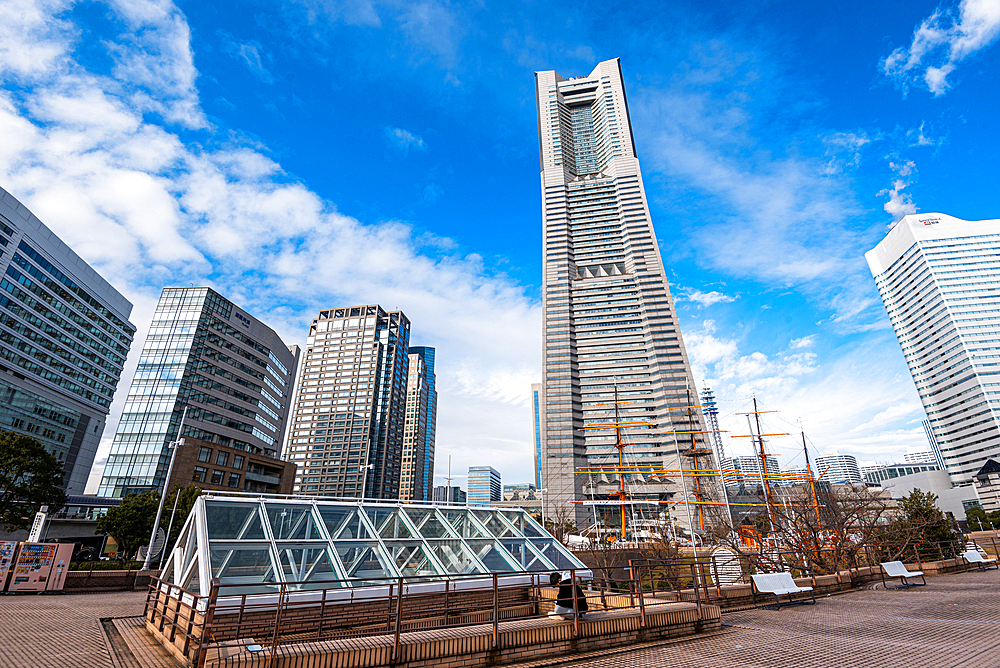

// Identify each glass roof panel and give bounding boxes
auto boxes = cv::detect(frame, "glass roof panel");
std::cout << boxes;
[205,501,265,540]
[465,540,518,572]
[529,538,579,570]
[500,510,546,538]
[266,503,323,540]
[426,540,484,574]
[473,510,520,538]
[439,509,489,538]
[276,544,345,589]
[385,541,443,577]
[321,506,371,539]
[369,508,415,539]
[403,508,456,538]
[334,541,395,580]
[500,539,553,571]
[210,543,277,585]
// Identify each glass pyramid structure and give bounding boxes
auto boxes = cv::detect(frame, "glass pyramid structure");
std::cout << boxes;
[160,494,586,597]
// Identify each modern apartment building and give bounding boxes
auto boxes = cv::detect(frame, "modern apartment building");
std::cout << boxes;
[286,305,410,499]
[814,452,862,484]
[535,58,710,527]
[97,287,297,497]
[531,383,544,490]
[867,213,1000,485]
[468,466,501,506]
[0,186,135,494]
[400,346,437,501]
[903,450,937,465]
[719,455,780,488]
[432,485,466,504]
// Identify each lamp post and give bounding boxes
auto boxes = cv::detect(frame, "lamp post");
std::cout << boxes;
[359,463,375,500]
[141,407,187,571]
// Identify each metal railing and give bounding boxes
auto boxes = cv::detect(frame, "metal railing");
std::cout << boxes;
[144,562,716,667]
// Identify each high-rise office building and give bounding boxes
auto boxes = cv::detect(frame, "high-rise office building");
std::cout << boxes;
[814,452,862,484]
[432,485,466,504]
[867,213,1000,485]
[534,58,709,526]
[97,287,297,497]
[0,186,135,494]
[531,383,544,490]
[719,456,780,488]
[400,347,436,501]
[468,466,501,506]
[412,346,437,500]
[287,305,410,499]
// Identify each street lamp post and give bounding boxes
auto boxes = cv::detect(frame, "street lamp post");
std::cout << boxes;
[359,463,375,500]
[141,408,187,571]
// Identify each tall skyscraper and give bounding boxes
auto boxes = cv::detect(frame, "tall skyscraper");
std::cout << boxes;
[410,345,437,500]
[531,383,544,490]
[0,186,135,494]
[535,58,709,527]
[400,346,436,501]
[98,287,297,497]
[468,466,501,506]
[867,213,1000,485]
[287,305,410,498]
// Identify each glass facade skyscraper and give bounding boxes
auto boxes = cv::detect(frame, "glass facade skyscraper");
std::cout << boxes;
[531,383,544,490]
[97,287,297,497]
[534,58,709,527]
[287,305,410,499]
[468,466,501,507]
[867,212,1000,485]
[0,186,135,494]
[400,346,436,502]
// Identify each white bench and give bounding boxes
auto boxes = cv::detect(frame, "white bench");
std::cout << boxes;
[961,550,998,572]
[879,561,926,589]
[750,572,815,609]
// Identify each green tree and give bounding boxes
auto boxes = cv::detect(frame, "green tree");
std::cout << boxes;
[162,485,201,550]
[878,489,962,560]
[96,491,160,562]
[0,431,67,532]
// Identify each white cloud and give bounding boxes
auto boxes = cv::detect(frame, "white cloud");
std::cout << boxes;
[882,0,1000,96]
[385,126,426,152]
[878,160,918,222]
[684,321,926,466]
[0,0,542,491]
[220,32,275,84]
[678,288,737,307]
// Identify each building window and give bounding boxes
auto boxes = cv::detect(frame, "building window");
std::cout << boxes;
[215,451,229,466]
[232,455,245,470]
[197,447,212,463]
[193,467,207,483]
[211,469,225,485]
[227,473,241,488]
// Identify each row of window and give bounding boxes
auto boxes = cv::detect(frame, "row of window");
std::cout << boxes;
[192,466,241,487]
[196,446,247,469]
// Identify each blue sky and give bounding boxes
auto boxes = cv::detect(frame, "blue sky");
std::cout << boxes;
[1,0,998,489]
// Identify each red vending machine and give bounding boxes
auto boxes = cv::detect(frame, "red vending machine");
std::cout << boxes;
[7,542,74,592]
[0,541,19,591]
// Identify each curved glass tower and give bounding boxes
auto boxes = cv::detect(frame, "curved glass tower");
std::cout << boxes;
[535,58,708,529]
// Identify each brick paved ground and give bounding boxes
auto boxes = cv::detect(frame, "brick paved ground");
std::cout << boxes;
[537,569,1000,668]
[0,590,147,668]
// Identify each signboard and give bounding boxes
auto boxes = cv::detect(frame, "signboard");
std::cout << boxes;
[26,506,48,542]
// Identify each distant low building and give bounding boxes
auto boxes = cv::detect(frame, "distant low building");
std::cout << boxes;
[973,459,1000,512]
[432,485,466,504]
[503,483,536,501]
[872,468,978,521]
[863,462,939,485]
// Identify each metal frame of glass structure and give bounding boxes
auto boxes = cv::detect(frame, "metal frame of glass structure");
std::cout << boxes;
[161,493,586,598]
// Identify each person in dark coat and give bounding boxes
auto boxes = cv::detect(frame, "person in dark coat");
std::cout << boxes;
[549,571,588,619]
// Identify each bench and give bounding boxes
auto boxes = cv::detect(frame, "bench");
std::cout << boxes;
[880,561,926,589]
[750,572,815,610]
[961,550,998,572]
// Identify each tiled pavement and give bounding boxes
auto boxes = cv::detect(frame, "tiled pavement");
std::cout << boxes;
[2,569,999,668]
[0,590,148,668]
[524,569,1000,667]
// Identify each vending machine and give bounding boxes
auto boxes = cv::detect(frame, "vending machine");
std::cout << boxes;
[7,542,74,592]
[0,541,19,591]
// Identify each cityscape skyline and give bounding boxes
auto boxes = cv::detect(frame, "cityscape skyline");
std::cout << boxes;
[1,0,999,492]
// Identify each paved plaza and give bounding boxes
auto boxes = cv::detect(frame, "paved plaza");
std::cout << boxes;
[1,569,998,667]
